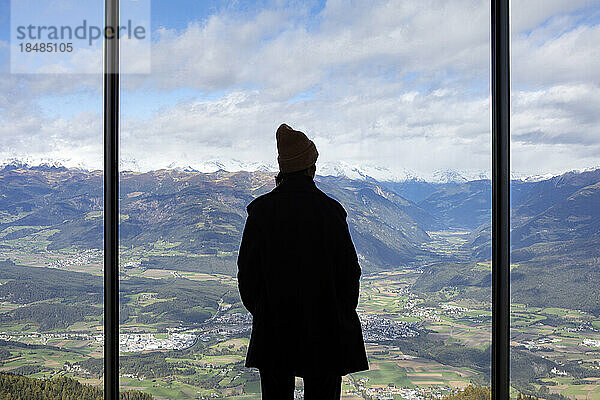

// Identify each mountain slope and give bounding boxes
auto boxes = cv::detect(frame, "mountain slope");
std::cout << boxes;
[317,176,432,266]
[463,169,600,259]
[0,164,431,271]
[417,180,491,230]
[511,180,600,248]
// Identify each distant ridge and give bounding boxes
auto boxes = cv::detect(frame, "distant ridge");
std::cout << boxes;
[1,156,597,185]
[2,162,600,314]
[0,164,432,270]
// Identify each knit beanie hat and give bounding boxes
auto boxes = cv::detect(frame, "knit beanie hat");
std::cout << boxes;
[276,123,319,173]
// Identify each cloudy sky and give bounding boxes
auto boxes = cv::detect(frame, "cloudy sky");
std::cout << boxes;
[0,0,599,179]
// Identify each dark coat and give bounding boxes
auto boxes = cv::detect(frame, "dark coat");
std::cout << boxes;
[237,174,369,377]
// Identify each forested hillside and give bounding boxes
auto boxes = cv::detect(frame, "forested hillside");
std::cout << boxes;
[0,373,151,399]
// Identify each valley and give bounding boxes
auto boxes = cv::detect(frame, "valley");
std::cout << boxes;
[1,164,600,399]
[1,232,599,399]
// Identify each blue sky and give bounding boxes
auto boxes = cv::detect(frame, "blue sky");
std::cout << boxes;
[1,0,599,180]
[149,0,327,34]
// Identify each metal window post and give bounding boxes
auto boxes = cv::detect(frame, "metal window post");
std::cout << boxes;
[104,0,120,398]
[491,0,510,398]
[99,2,510,399]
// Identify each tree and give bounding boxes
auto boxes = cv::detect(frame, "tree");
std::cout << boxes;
[443,385,491,400]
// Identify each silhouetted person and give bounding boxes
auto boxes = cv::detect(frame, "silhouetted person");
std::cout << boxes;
[237,124,369,399]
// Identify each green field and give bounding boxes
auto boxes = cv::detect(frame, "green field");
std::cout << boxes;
[2,235,600,399]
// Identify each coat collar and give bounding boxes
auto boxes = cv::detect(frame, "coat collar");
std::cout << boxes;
[272,174,317,193]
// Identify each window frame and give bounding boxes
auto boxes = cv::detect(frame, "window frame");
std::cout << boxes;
[491,0,510,398]
[103,0,120,397]
[102,1,511,398]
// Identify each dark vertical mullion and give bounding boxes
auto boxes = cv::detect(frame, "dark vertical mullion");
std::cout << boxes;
[491,0,510,398]
[104,0,120,398]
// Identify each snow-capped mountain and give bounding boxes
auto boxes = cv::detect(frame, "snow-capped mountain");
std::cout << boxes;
[0,156,90,172]
[424,169,490,184]
[118,157,489,183]
[318,162,490,183]
[317,161,421,182]
[511,166,600,182]
[165,159,278,174]
[4,156,595,184]
[510,171,557,182]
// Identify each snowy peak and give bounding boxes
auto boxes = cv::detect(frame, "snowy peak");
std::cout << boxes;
[317,161,420,182]
[4,155,595,184]
[318,163,490,184]
[0,156,87,172]
[511,171,557,182]
[511,166,600,183]
[186,159,278,174]
[120,158,278,174]
[425,169,490,184]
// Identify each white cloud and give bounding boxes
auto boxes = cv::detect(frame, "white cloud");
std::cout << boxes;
[510,0,595,33]
[512,20,600,87]
[137,0,490,96]
[512,83,600,145]
[116,81,491,176]
[1,0,599,178]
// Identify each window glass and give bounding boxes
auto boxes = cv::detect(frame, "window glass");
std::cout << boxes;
[510,2,600,398]
[120,1,493,398]
[0,0,496,398]
[0,0,106,394]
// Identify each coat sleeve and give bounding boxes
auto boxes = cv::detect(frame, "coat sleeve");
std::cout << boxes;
[237,210,263,316]
[337,215,362,311]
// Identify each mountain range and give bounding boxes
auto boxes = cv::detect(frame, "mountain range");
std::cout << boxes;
[0,162,434,271]
[1,161,599,312]
[5,157,580,185]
